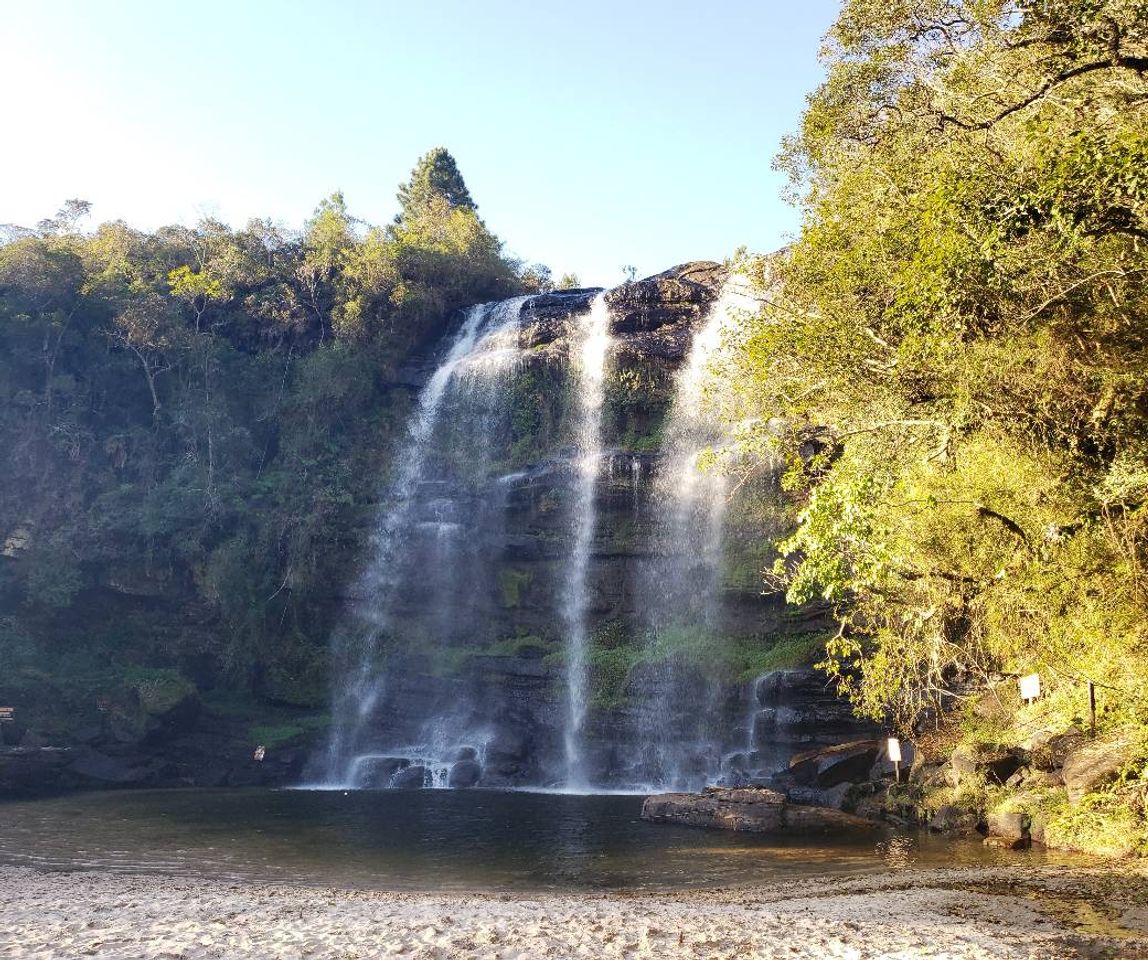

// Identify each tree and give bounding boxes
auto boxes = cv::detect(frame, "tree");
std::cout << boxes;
[728,0,1148,730]
[394,147,476,227]
[520,263,553,293]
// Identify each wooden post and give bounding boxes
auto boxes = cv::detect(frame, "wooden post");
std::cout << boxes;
[1088,681,1096,738]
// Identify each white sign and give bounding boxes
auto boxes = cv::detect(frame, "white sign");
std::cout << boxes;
[1019,673,1041,701]
[886,737,902,762]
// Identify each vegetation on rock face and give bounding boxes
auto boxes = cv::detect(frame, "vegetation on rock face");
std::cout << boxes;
[0,150,528,722]
[727,0,1148,851]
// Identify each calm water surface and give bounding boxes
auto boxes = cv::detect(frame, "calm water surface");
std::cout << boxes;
[0,788,1086,892]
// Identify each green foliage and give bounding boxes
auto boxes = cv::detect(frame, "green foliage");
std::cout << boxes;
[498,568,533,609]
[725,0,1148,738]
[249,715,330,749]
[0,150,525,709]
[395,147,476,225]
[122,668,197,716]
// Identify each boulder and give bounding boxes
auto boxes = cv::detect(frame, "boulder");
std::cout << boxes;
[640,786,881,834]
[1022,725,1081,770]
[948,744,1025,786]
[788,740,881,789]
[448,759,482,788]
[929,804,961,832]
[928,804,978,834]
[391,765,429,789]
[987,810,1029,841]
[1061,735,1138,804]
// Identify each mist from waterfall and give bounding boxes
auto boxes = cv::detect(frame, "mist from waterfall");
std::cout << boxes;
[318,297,528,787]
[559,292,613,789]
[633,287,750,790]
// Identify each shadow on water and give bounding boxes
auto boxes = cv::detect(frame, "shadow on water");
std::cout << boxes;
[0,788,1091,892]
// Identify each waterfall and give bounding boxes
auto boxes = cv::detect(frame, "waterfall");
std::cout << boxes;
[560,292,612,789]
[319,297,528,787]
[633,287,750,790]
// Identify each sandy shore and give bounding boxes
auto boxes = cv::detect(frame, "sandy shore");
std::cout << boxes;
[1,864,1146,959]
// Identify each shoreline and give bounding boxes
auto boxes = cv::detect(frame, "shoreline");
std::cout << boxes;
[2,863,1146,959]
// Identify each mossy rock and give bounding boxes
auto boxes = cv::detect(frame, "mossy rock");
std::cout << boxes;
[124,668,199,718]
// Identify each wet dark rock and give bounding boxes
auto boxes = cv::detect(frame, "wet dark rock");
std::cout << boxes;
[750,670,879,766]
[448,759,482,788]
[788,740,881,789]
[453,746,479,762]
[927,803,981,835]
[641,786,881,834]
[68,749,162,785]
[391,765,429,789]
[605,263,726,334]
[356,757,411,789]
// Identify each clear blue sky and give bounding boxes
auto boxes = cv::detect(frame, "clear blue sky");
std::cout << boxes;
[1,1,838,286]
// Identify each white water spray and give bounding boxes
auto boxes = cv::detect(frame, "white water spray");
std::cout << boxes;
[560,292,612,789]
[320,297,527,786]
[633,285,756,789]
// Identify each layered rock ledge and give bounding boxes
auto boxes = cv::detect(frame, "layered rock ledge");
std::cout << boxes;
[641,786,882,834]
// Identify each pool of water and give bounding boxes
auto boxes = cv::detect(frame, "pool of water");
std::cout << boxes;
[0,788,1086,892]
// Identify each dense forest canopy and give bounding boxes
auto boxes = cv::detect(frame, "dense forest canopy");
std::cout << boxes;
[0,149,547,703]
[729,0,1148,735]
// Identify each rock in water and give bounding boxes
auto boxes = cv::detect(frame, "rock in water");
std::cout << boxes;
[391,765,428,789]
[640,786,881,834]
[448,759,482,788]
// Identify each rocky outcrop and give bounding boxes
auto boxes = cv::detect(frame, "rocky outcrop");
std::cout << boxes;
[1061,734,1138,804]
[516,263,727,365]
[641,786,882,834]
[726,669,880,787]
[605,263,727,333]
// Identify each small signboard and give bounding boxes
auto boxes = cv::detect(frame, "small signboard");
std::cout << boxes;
[886,737,902,762]
[0,706,14,722]
[1019,673,1041,703]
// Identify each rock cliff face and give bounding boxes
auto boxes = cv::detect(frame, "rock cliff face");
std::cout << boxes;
[312,262,877,792]
[1,262,876,796]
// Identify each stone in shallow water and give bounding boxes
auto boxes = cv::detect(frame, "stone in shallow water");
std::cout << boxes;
[448,759,482,788]
[640,786,880,834]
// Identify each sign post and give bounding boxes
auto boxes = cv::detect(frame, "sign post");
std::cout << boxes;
[1019,673,1041,705]
[887,737,902,783]
[0,707,13,723]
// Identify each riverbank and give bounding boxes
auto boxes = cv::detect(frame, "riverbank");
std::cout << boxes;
[2,864,1146,959]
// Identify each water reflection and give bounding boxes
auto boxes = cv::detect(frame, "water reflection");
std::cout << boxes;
[0,788,1088,892]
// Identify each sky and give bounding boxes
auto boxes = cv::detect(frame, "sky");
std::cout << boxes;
[0,1,838,287]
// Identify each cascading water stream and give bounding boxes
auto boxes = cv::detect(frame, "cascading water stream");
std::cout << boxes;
[560,292,612,789]
[633,286,753,790]
[319,297,528,787]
